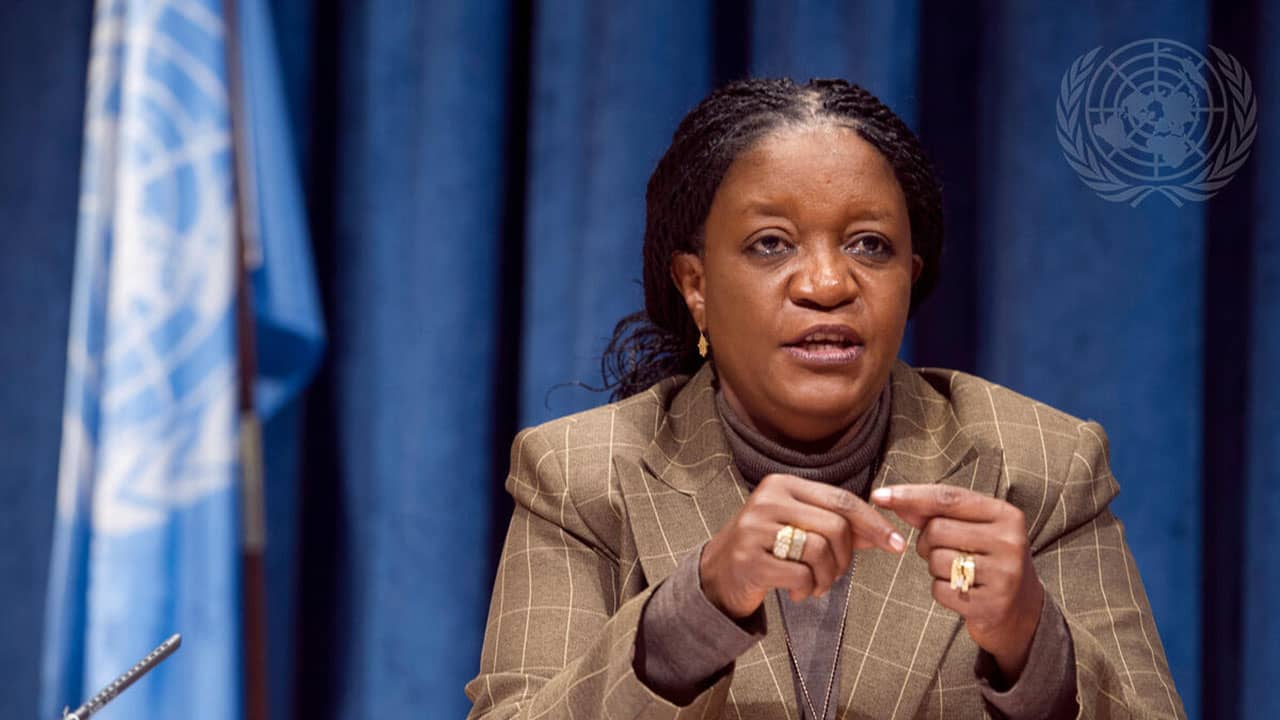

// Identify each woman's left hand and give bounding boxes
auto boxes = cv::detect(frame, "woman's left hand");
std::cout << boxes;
[870,484,1044,683]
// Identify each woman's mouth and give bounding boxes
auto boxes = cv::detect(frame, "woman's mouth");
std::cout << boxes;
[782,326,865,365]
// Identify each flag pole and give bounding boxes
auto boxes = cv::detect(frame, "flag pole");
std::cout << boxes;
[223,0,270,718]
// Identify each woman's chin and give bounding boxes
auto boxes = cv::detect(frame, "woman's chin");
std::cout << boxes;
[781,375,873,411]
[723,358,887,444]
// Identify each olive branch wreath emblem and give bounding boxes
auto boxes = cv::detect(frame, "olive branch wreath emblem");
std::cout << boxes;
[1056,44,1257,207]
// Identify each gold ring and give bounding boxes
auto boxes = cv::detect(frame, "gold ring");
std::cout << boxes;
[950,553,976,593]
[772,525,795,560]
[787,528,807,561]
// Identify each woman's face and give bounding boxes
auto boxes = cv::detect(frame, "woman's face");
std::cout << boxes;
[672,123,921,448]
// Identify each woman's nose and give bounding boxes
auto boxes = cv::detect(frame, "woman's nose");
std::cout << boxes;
[790,246,857,309]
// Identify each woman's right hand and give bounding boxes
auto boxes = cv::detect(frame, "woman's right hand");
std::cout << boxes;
[698,473,907,619]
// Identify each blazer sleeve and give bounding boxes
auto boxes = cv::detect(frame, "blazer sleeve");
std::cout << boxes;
[1029,420,1187,719]
[465,425,733,720]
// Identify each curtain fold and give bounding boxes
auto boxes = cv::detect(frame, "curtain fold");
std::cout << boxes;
[520,1,714,425]
[0,3,92,719]
[1243,3,1280,718]
[751,0,921,125]
[290,1,519,717]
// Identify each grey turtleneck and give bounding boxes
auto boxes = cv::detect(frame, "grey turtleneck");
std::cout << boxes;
[718,382,892,719]
[635,380,1078,719]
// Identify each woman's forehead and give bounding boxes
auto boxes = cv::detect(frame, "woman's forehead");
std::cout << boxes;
[714,124,904,210]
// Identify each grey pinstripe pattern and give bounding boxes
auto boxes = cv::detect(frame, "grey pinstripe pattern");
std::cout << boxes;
[465,362,1185,719]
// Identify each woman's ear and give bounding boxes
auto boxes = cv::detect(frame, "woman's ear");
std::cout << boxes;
[670,251,707,331]
[911,254,924,284]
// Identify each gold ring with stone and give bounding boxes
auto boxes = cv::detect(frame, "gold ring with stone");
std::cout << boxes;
[950,553,976,593]
[772,525,795,560]
[786,527,807,561]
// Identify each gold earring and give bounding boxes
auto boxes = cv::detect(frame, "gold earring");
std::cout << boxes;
[697,332,708,358]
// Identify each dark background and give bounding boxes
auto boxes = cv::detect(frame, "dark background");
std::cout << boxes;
[2,0,1277,718]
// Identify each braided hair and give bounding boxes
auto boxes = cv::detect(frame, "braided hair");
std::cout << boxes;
[601,78,944,399]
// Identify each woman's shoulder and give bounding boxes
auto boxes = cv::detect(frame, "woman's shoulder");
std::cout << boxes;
[900,364,1118,536]
[906,364,1087,424]
[509,373,692,468]
[501,375,695,548]
[899,363,1111,469]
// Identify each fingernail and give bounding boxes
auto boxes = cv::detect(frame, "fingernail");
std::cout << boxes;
[890,532,906,552]
[871,487,892,504]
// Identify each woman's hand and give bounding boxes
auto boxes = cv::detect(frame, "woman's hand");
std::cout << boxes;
[699,473,907,620]
[870,484,1045,682]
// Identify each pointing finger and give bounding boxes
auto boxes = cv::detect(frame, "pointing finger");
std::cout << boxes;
[870,484,999,528]
[787,481,906,553]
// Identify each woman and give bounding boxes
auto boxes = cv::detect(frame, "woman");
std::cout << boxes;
[466,78,1184,719]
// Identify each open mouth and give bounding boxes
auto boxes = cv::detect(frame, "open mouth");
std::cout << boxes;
[782,326,865,365]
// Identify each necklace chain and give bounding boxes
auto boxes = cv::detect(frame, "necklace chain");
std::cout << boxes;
[782,554,856,720]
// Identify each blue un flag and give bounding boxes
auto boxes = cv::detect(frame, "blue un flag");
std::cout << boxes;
[40,0,322,717]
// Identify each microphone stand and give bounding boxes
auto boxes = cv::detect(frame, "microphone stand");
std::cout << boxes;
[62,634,182,720]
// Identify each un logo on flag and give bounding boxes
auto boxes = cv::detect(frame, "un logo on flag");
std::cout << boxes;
[65,1,240,535]
[1056,38,1257,206]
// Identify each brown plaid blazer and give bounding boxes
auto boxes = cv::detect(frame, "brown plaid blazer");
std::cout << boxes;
[466,362,1185,719]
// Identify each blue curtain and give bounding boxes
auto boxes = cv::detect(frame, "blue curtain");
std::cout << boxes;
[1240,1,1279,713]
[0,2,93,719]
[2,1,1278,718]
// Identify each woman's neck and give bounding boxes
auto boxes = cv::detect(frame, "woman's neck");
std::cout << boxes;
[718,385,877,455]
[715,380,892,489]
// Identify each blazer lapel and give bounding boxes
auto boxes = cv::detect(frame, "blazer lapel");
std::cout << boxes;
[625,365,801,718]
[836,363,1004,720]
[627,364,741,584]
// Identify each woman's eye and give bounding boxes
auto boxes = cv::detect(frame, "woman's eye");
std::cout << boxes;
[748,234,793,257]
[847,234,892,257]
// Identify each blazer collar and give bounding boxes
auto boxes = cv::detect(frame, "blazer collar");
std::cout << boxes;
[626,361,1005,718]
[638,361,734,496]
[638,361,997,497]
